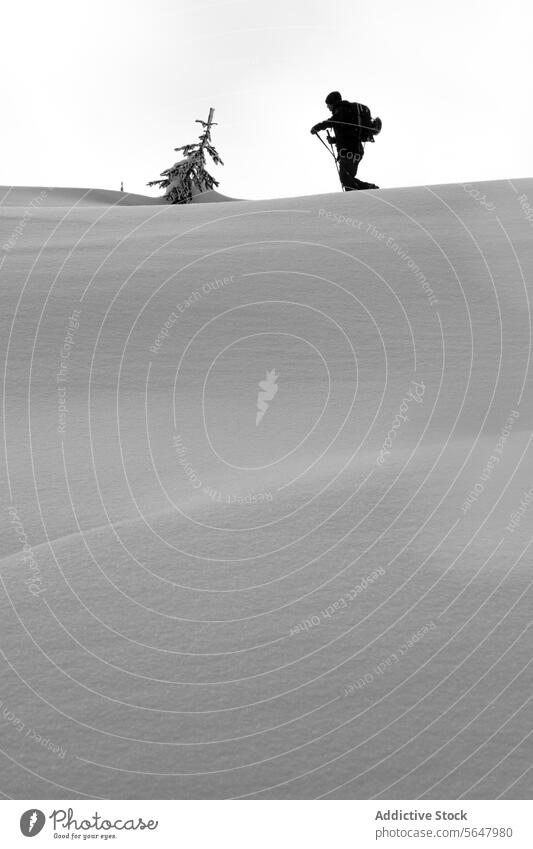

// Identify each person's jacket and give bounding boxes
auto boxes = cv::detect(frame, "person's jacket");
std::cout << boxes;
[314,100,370,152]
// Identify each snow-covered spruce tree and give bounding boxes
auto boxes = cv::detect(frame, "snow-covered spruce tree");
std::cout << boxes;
[148,107,223,204]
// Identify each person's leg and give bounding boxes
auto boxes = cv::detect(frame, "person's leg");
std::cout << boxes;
[338,149,378,191]
[351,145,364,176]
[352,145,379,188]
[338,154,360,190]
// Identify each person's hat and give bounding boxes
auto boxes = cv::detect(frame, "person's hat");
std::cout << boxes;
[325,91,342,106]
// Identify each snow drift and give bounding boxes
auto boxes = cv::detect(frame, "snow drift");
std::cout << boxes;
[1,178,533,799]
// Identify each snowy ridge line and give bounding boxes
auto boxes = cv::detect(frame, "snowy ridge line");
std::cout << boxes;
[3,422,528,569]
[0,458,359,569]
[0,507,184,569]
[0,185,165,208]
[1,177,532,209]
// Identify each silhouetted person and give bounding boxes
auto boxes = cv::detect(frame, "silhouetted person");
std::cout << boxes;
[311,91,379,191]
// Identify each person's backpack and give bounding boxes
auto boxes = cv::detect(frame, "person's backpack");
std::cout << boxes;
[351,102,382,143]
[366,116,382,142]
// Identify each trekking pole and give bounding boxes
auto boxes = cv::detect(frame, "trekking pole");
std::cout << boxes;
[315,131,341,181]
[327,135,341,180]
[315,131,336,160]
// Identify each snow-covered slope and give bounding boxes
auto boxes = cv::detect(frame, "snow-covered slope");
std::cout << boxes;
[191,188,240,203]
[1,179,533,799]
[0,185,239,208]
[0,185,166,208]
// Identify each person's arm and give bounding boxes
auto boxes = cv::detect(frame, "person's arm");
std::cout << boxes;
[310,118,334,134]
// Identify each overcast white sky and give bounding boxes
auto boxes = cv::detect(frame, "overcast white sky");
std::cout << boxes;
[1,0,531,199]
